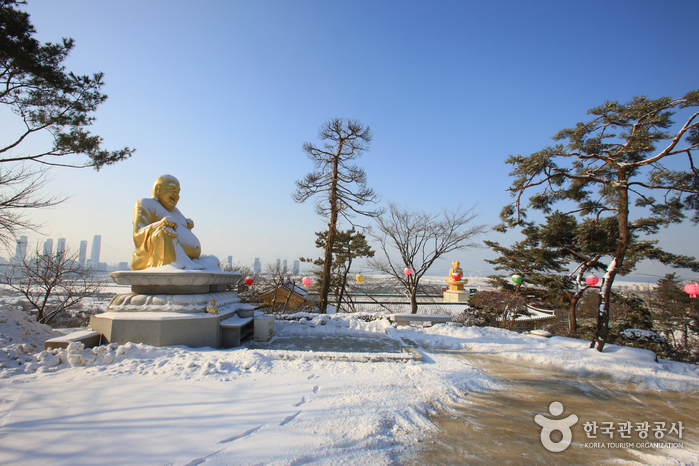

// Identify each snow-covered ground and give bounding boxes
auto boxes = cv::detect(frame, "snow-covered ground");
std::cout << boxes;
[1,306,698,465]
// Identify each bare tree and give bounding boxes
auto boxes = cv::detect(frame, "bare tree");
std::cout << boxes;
[1,245,104,325]
[263,261,295,313]
[369,202,487,313]
[0,166,62,246]
[220,260,260,301]
[292,118,382,313]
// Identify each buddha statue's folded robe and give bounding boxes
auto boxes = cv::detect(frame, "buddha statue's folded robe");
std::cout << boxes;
[131,198,201,270]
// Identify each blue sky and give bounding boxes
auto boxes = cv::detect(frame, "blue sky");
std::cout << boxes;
[3,0,698,281]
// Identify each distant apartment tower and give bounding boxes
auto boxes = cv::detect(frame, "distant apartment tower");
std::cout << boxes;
[43,238,53,256]
[14,236,27,261]
[282,259,287,271]
[227,256,233,267]
[253,258,261,274]
[89,235,101,267]
[56,238,66,255]
[292,260,300,275]
[79,240,88,266]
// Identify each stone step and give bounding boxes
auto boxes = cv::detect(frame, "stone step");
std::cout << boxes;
[45,330,103,350]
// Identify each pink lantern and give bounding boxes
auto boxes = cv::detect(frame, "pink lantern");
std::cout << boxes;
[685,283,699,298]
[244,276,254,286]
[403,268,413,277]
[452,273,462,281]
[585,275,599,287]
[302,277,312,287]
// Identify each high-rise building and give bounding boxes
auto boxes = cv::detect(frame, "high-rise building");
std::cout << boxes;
[227,256,233,267]
[14,236,27,261]
[253,258,261,274]
[43,238,53,256]
[89,235,101,267]
[79,240,88,266]
[282,259,287,271]
[56,238,66,255]
[293,260,300,275]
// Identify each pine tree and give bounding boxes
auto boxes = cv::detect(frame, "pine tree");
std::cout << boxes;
[301,228,374,311]
[293,119,381,313]
[500,92,699,351]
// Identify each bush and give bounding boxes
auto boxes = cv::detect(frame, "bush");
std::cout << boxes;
[469,291,527,329]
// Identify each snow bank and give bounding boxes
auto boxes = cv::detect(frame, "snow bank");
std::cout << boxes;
[394,325,699,392]
[278,312,394,333]
[0,307,58,371]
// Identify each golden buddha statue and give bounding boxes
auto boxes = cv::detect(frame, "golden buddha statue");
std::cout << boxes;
[449,261,464,279]
[445,260,467,291]
[131,175,203,270]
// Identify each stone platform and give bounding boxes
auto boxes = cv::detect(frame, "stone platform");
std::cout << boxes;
[90,305,254,347]
[443,290,471,302]
[89,269,254,348]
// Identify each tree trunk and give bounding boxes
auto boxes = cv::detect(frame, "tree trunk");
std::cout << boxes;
[282,280,295,313]
[568,291,583,335]
[410,284,418,314]
[592,177,629,352]
[319,148,342,313]
[336,257,353,312]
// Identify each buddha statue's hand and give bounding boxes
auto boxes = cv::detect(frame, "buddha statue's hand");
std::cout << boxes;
[155,217,178,237]
[186,218,194,230]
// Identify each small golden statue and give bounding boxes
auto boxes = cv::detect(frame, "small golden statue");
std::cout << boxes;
[206,300,219,314]
[131,175,203,270]
[445,260,467,291]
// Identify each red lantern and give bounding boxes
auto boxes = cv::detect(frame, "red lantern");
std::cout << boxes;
[685,283,699,298]
[585,275,599,287]
[302,277,312,287]
[244,276,254,286]
[403,268,413,277]
[452,273,461,281]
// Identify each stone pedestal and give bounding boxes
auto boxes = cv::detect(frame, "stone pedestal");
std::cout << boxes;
[254,315,275,342]
[90,270,254,348]
[90,307,242,347]
[443,277,471,302]
[443,290,472,302]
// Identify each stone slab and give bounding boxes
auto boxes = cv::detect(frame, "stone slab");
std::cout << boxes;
[45,330,103,350]
[389,314,451,326]
[90,306,244,348]
[110,270,241,295]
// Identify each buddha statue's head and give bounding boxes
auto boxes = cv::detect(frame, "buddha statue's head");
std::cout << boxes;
[152,175,181,212]
[452,261,460,269]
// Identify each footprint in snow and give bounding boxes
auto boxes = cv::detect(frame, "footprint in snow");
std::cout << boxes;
[218,425,264,444]
[279,411,301,426]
